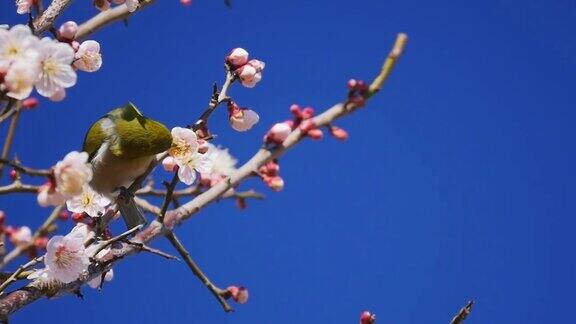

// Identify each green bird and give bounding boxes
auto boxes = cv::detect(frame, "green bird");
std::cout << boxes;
[83,103,172,229]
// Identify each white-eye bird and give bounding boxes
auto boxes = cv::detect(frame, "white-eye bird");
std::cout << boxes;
[82,103,172,229]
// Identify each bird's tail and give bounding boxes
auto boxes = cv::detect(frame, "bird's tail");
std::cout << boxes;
[118,196,147,230]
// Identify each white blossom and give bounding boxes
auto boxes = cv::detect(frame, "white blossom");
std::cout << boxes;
[3,59,39,99]
[43,228,91,283]
[53,151,93,197]
[37,182,66,207]
[10,226,32,247]
[0,25,39,70]
[236,59,265,88]
[204,143,237,177]
[168,127,213,185]
[73,40,102,72]
[230,109,259,132]
[35,38,77,97]
[66,185,111,217]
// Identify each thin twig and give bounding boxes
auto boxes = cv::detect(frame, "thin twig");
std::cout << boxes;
[75,0,156,40]
[0,104,21,180]
[0,182,39,195]
[158,174,180,223]
[90,225,143,259]
[368,33,408,97]
[122,240,179,261]
[165,231,232,312]
[450,300,474,324]
[0,257,42,294]
[0,159,51,177]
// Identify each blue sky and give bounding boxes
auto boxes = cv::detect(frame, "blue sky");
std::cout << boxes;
[1,0,575,322]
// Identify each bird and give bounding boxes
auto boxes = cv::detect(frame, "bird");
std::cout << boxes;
[82,103,172,229]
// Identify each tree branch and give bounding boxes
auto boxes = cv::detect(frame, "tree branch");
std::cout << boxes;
[75,0,156,40]
[450,300,474,324]
[0,33,407,318]
[32,0,73,34]
[0,159,51,178]
[0,182,39,195]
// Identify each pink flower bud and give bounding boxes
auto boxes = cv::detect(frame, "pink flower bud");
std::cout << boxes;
[49,88,66,102]
[299,119,316,132]
[180,0,192,6]
[226,286,249,304]
[9,169,17,181]
[307,128,324,140]
[34,236,48,249]
[330,126,349,141]
[228,102,260,132]
[290,104,302,118]
[264,161,280,176]
[71,41,80,51]
[301,107,315,119]
[37,182,66,207]
[0,211,5,224]
[267,176,284,191]
[72,212,85,223]
[235,59,265,88]
[58,21,78,41]
[4,226,15,237]
[226,48,249,67]
[58,210,70,221]
[360,311,376,324]
[266,122,292,144]
[22,97,39,109]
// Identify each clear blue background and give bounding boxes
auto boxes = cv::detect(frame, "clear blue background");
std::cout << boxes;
[1,0,575,323]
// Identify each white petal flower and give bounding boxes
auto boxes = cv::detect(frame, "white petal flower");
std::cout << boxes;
[230,109,259,132]
[10,226,32,248]
[4,59,40,99]
[226,48,249,67]
[73,40,102,72]
[169,127,199,160]
[0,25,40,69]
[204,143,237,177]
[35,38,77,97]
[16,0,32,14]
[66,185,111,217]
[125,0,139,12]
[177,153,213,185]
[37,182,66,207]
[44,231,90,283]
[267,122,292,143]
[54,151,93,197]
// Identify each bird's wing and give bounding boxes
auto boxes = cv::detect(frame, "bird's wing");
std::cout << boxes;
[82,117,111,161]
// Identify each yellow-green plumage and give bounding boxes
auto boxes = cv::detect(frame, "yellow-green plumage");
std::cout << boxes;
[83,103,172,229]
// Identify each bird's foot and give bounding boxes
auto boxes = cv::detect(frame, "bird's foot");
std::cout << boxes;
[116,186,134,202]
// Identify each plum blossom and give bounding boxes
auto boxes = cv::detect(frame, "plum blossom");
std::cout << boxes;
[41,225,91,283]
[37,182,66,207]
[235,59,265,88]
[125,0,139,12]
[228,101,259,132]
[10,226,32,248]
[35,38,77,97]
[53,151,93,197]
[168,127,212,185]
[162,156,178,172]
[205,143,237,177]
[73,40,102,72]
[16,0,32,14]
[66,185,111,217]
[0,25,39,70]
[3,59,39,99]
[226,286,249,304]
[226,48,249,67]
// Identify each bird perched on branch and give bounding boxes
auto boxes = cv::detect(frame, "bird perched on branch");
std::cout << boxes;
[83,103,172,229]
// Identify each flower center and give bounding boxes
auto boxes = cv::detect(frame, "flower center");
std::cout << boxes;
[42,58,58,77]
[54,244,75,269]
[169,139,192,158]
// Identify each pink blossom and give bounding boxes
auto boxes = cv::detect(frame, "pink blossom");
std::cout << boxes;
[227,286,249,304]
[330,126,349,141]
[74,40,102,72]
[162,156,178,172]
[43,229,90,283]
[35,38,77,98]
[360,311,376,324]
[37,182,66,207]
[53,151,93,197]
[10,226,32,248]
[15,0,32,14]
[66,185,111,217]
[58,21,78,41]
[4,59,39,100]
[266,176,284,192]
[307,128,324,140]
[235,59,265,88]
[168,127,213,185]
[228,102,260,132]
[226,48,249,67]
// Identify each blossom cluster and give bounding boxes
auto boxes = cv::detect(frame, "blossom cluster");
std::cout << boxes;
[0,24,102,101]
[37,151,110,217]
[164,127,213,185]
[225,48,265,88]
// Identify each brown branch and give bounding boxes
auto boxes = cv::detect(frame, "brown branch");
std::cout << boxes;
[0,33,407,318]
[0,205,64,270]
[32,0,73,34]
[122,241,179,261]
[450,300,474,324]
[165,231,232,312]
[75,0,156,40]
[0,159,51,178]
[0,182,39,195]
[0,257,42,295]
[0,104,21,180]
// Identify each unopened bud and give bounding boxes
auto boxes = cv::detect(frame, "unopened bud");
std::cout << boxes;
[267,176,284,192]
[34,236,49,249]
[0,211,5,224]
[72,212,85,223]
[226,48,249,67]
[180,0,192,6]
[226,285,249,304]
[330,126,349,141]
[307,128,324,140]
[360,311,376,324]
[58,21,78,41]
[22,97,39,109]
[236,197,247,209]
[301,107,315,119]
[290,104,302,118]
[58,210,70,221]
[9,169,17,181]
[299,119,316,132]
